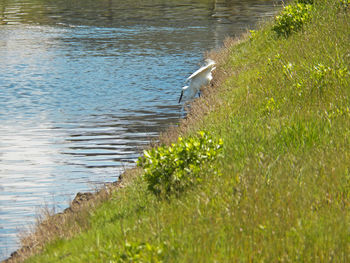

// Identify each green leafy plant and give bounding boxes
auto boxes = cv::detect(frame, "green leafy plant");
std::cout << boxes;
[249,30,257,40]
[137,131,223,196]
[262,97,278,115]
[339,0,349,10]
[297,0,314,4]
[273,3,313,37]
[311,63,332,94]
[292,63,349,98]
[118,242,164,263]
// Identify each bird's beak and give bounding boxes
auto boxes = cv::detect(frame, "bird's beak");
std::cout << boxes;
[178,90,184,103]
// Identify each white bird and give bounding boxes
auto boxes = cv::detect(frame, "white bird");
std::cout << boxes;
[178,59,216,103]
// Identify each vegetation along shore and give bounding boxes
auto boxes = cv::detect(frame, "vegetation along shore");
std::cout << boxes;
[6,0,350,261]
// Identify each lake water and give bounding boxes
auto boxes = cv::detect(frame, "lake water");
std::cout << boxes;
[0,0,280,259]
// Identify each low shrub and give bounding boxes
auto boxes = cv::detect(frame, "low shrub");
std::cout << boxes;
[137,131,223,197]
[118,242,164,262]
[273,3,313,37]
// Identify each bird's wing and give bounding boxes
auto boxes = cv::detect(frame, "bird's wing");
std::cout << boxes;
[186,61,215,82]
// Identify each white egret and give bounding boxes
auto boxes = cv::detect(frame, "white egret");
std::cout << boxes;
[178,59,216,103]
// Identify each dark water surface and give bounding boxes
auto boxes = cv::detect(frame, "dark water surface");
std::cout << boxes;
[0,0,280,259]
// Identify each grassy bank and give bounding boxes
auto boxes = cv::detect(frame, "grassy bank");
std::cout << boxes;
[14,0,350,261]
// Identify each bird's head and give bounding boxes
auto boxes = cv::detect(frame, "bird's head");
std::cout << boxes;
[178,86,189,103]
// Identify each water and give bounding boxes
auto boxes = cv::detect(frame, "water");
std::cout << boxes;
[0,0,281,259]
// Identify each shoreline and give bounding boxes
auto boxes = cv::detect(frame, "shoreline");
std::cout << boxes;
[3,12,279,263]
[5,0,350,261]
[3,169,137,263]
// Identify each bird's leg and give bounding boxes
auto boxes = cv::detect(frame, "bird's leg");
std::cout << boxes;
[178,90,184,103]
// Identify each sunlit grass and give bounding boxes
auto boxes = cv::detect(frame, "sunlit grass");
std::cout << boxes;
[21,0,350,261]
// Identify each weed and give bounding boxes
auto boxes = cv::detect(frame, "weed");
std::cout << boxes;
[137,131,223,197]
[297,0,314,4]
[273,3,313,37]
[118,242,164,263]
[339,0,349,9]
[262,97,278,115]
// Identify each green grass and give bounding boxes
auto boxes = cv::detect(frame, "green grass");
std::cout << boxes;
[24,0,350,262]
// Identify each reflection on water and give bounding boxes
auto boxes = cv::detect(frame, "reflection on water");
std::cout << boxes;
[0,0,281,259]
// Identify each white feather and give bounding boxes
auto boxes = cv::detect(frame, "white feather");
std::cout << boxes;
[178,59,216,103]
